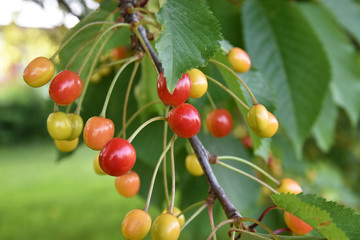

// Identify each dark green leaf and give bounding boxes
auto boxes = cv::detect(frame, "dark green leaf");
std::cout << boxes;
[155,0,222,92]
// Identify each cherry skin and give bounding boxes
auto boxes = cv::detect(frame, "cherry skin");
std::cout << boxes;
[284,212,313,235]
[167,103,201,138]
[206,109,233,138]
[83,116,115,150]
[54,137,79,152]
[23,57,54,87]
[277,178,302,194]
[151,213,181,240]
[185,153,204,176]
[121,209,152,240]
[99,138,136,176]
[227,47,251,73]
[67,113,83,140]
[187,68,208,98]
[247,104,269,132]
[157,72,191,106]
[241,135,253,149]
[163,207,185,227]
[112,46,131,60]
[93,153,106,175]
[252,111,278,138]
[47,112,72,140]
[49,70,83,106]
[115,171,140,198]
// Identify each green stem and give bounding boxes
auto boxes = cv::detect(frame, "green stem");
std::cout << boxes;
[99,56,138,118]
[93,58,133,75]
[122,61,140,139]
[217,156,280,186]
[206,91,217,110]
[209,58,258,104]
[206,75,250,111]
[208,205,217,240]
[217,161,278,194]
[144,136,175,212]
[169,136,177,214]
[181,203,208,231]
[117,100,162,138]
[163,106,170,208]
[239,218,279,240]
[127,116,166,143]
[50,21,115,61]
[207,219,237,240]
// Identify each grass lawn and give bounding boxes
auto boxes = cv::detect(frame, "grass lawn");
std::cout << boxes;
[0,142,150,240]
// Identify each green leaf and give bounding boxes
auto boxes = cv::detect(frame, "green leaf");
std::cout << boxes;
[317,0,360,46]
[299,3,360,127]
[312,92,338,152]
[242,0,331,156]
[155,0,222,92]
[297,194,360,240]
[271,193,348,240]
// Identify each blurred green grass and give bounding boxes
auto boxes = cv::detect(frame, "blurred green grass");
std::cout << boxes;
[0,142,147,240]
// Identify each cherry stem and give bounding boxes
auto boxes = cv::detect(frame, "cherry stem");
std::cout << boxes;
[180,203,208,231]
[206,91,217,111]
[144,135,175,212]
[249,205,279,230]
[206,75,250,111]
[209,59,258,105]
[207,219,237,240]
[122,61,140,139]
[216,161,279,194]
[49,21,115,61]
[169,136,177,214]
[99,56,139,118]
[127,116,166,143]
[75,32,114,115]
[180,200,206,216]
[208,205,218,240]
[273,228,291,235]
[238,217,279,240]
[217,156,280,186]
[118,100,162,138]
[163,106,170,208]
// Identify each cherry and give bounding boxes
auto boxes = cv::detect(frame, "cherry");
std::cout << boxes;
[157,72,191,106]
[206,108,233,138]
[23,57,54,87]
[83,116,115,150]
[227,47,251,73]
[241,135,253,149]
[284,212,313,235]
[121,209,152,240]
[277,178,302,194]
[151,213,181,240]
[185,153,204,176]
[252,111,278,138]
[99,138,136,176]
[112,46,131,60]
[167,103,201,138]
[93,153,106,175]
[54,137,79,152]
[247,104,269,132]
[115,170,140,198]
[49,70,83,106]
[47,112,72,140]
[67,113,83,140]
[187,68,208,98]
[163,207,185,227]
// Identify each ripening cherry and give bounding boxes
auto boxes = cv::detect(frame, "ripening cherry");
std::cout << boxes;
[23,57,55,87]
[247,104,269,132]
[121,209,152,240]
[49,70,83,105]
[112,46,131,60]
[277,178,303,194]
[47,112,72,140]
[241,135,253,149]
[67,113,83,140]
[252,111,278,138]
[162,207,185,227]
[151,213,181,240]
[206,109,233,138]
[157,72,191,106]
[187,69,208,98]
[167,103,201,138]
[93,153,106,175]
[54,137,79,152]
[99,138,136,176]
[185,153,204,176]
[115,171,140,198]
[83,116,115,150]
[227,47,251,73]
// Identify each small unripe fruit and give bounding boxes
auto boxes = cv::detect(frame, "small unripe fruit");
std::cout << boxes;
[227,47,251,73]
[54,138,79,152]
[252,111,278,138]
[187,69,208,98]
[247,104,269,132]
[121,209,151,239]
[185,154,204,176]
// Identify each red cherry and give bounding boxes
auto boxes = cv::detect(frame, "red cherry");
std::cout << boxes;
[99,138,136,176]
[167,103,201,138]
[157,72,191,106]
[241,135,253,149]
[83,116,115,150]
[49,70,83,105]
[206,109,233,138]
